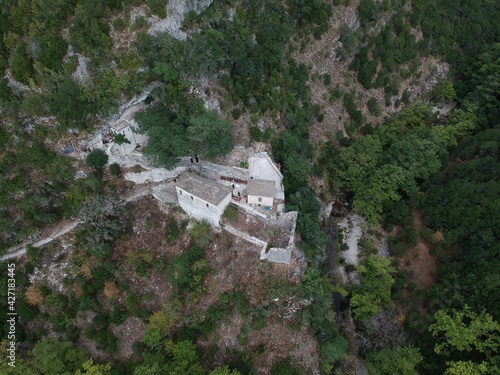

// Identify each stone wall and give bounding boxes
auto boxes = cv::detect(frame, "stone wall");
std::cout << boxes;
[176,186,230,227]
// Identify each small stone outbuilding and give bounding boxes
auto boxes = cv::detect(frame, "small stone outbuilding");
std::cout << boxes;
[247,178,275,207]
[248,153,284,200]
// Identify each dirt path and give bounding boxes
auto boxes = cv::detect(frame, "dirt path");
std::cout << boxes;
[0,184,154,262]
[400,210,437,290]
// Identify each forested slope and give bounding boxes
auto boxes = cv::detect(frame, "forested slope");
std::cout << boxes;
[0,0,499,374]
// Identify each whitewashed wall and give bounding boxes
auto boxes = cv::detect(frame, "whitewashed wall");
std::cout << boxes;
[247,195,273,207]
[176,187,230,227]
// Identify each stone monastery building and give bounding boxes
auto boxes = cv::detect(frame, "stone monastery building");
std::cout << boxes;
[175,172,231,227]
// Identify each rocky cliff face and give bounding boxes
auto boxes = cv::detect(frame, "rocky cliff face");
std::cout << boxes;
[148,0,214,40]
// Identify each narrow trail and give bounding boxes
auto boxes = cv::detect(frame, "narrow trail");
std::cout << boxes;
[0,184,153,262]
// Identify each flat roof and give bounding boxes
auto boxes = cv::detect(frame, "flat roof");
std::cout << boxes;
[249,154,283,181]
[176,172,231,206]
[247,178,275,198]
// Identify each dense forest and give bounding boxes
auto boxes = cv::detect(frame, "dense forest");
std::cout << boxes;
[0,0,499,374]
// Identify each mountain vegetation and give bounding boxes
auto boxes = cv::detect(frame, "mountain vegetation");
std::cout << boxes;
[0,0,499,374]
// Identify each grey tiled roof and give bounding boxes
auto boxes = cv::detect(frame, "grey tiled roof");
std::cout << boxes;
[247,179,275,198]
[176,172,231,206]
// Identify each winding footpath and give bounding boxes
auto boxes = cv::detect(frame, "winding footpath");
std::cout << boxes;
[0,186,152,262]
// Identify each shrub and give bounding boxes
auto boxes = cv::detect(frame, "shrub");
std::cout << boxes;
[132,17,149,31]
[368,98,382,116]
[232,108,242,120]
[188,221,211,248]
[249,126,264,141]
[223,205,237,220]
[85,149,108,170]
[166,218,180,243]
[135,260,149,277]
[271,359,302,375]
[389,241,407,257]
[110,162,122,176]
[148,0,167,18]
[126,294,140,313]
[114,133,131,145]
[403,227,419,247]
[253,316,266,330]
[166,246,207,291]
[323,73,332,85]
[113,18,127,31]
[329,86,343,103]
[110,306,128,325]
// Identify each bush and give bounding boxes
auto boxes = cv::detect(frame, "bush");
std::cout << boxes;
[329,86,343,103]
[271,359,303,375]
[114,133,131,145]
[403,226,419,247]
[368,98,382,116]
[232,108,242,120]
[113,18,127,31]
[111,306,128,325]
[110,162,122,176]
[223,205,237,220]
[135,260,149,277]
[323,73,332,85]
[148,0,167,18]
[188,221,211,248]
[85,149,108,170]
[320,336,349,365]
[126,294,140,313]
[389,241,407,257]
[166,217,180,243]
[249,126,264,141]
[166,246,207,291]
[132,17,149,31]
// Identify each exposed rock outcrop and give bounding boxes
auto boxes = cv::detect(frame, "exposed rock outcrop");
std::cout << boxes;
[148,0,214,40]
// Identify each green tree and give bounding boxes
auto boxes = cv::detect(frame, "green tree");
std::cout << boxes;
[166,246,208,292]
[147,303,179,334]
[429,306,500,356]
[429,306,500,374]
[365,346,423,375]
[467,43,500,127]
[109,163,122,176]
[29,338,87,375]
[188,221,211,248]
[78,195,128,258]
[444,361,489,375]
[430,109,477,146]
[74,359,111,375]
[283,152,310,192]
[164,340,204,375]
[333,134,383,193]
[385,132,447,181]
[432,80,457,102]
[352,163,408,224]
[86,149,108,170]
[44,74,92,128]
[350,255,395,320]
[209,367,242,375]
[188,111,234,159]
[320,336,349,366]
